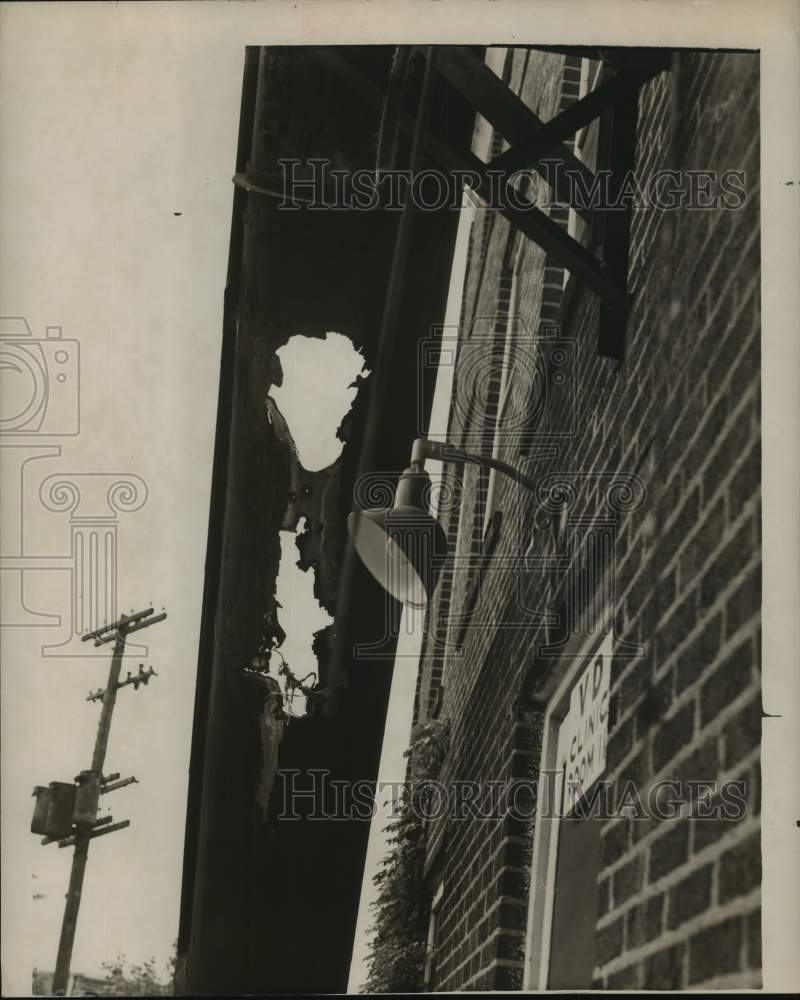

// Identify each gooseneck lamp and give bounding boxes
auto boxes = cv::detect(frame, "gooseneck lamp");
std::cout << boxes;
[347,437,539,609]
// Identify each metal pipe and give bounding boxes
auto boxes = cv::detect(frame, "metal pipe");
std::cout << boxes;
[415,437,541,494]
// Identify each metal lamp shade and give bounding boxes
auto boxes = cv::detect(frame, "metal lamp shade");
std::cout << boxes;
[347,468,447,609]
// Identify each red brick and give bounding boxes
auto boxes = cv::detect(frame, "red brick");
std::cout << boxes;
[688,917,742,984]
[702,404,754,503]
[679,498,726,585]
[652,702,695,774]
[667,863,713,928]
[718,833,761,903]
[643,942,686,990]
[606,712,634,771]
[596,916,624,966]
[725,565,760,641]
[676,611,722,694]
[699,518,754,612]
[728,438,760,510]
[722,697,761,769]
[412,46,762,993]
[598,876,610,918]
[602,819,631,868]
[613,853,644,906]
[746,909,762,969]
[648,821,690,882]
[692,791,747,853]
[626,893,664,947]
[606,963,639,989]
[700,637,754,726]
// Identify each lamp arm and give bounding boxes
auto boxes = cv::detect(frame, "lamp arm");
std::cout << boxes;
[411,438,539,495]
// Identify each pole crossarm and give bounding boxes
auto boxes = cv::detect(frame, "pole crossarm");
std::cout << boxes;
[83,607,167,646]
[82,607,155,643]
[41,815,111,847]
[87,665,157,701]
[101,776,138,794]
[120,613,167,637]
[57,820,131,849]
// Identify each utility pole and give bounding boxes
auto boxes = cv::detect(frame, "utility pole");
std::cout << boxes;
[40,607,167,997]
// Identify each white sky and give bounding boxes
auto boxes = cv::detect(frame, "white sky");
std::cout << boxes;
[0,11,244,992]
[272,333,366,473]
[0,11,423,994]
[0,16,370,992]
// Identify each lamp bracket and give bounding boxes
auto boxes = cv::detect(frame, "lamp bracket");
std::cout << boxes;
[412,438,540,495]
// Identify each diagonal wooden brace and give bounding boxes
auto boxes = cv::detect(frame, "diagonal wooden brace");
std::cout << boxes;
[490,52,671,177]
[316,48,627,313]
[437,46,597,222]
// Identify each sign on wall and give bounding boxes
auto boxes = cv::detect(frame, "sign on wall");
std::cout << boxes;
[556,631,612,815]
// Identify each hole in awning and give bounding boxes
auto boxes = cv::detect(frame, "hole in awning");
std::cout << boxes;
[270,331,368,471]
[264,331,370,718]
[269,522,332,719]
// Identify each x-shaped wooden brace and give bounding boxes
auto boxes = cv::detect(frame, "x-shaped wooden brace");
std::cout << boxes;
[319,45,671,360]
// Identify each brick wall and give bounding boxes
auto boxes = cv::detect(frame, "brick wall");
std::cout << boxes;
[415,47,760,991]
[593,49,761,991]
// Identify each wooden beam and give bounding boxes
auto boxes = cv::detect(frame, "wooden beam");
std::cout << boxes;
[469,157,628,311]
[490,53,670,177]
[514,45,611,60]
[316,49,627,311]
[437,46,596,222]
[597,88,639,359]
[515,45,641,65]
[323,47,440,710]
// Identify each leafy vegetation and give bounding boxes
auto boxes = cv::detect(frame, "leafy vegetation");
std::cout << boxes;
[362,719,450,994]
[99,952,175,996]
[32,949,175,997]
